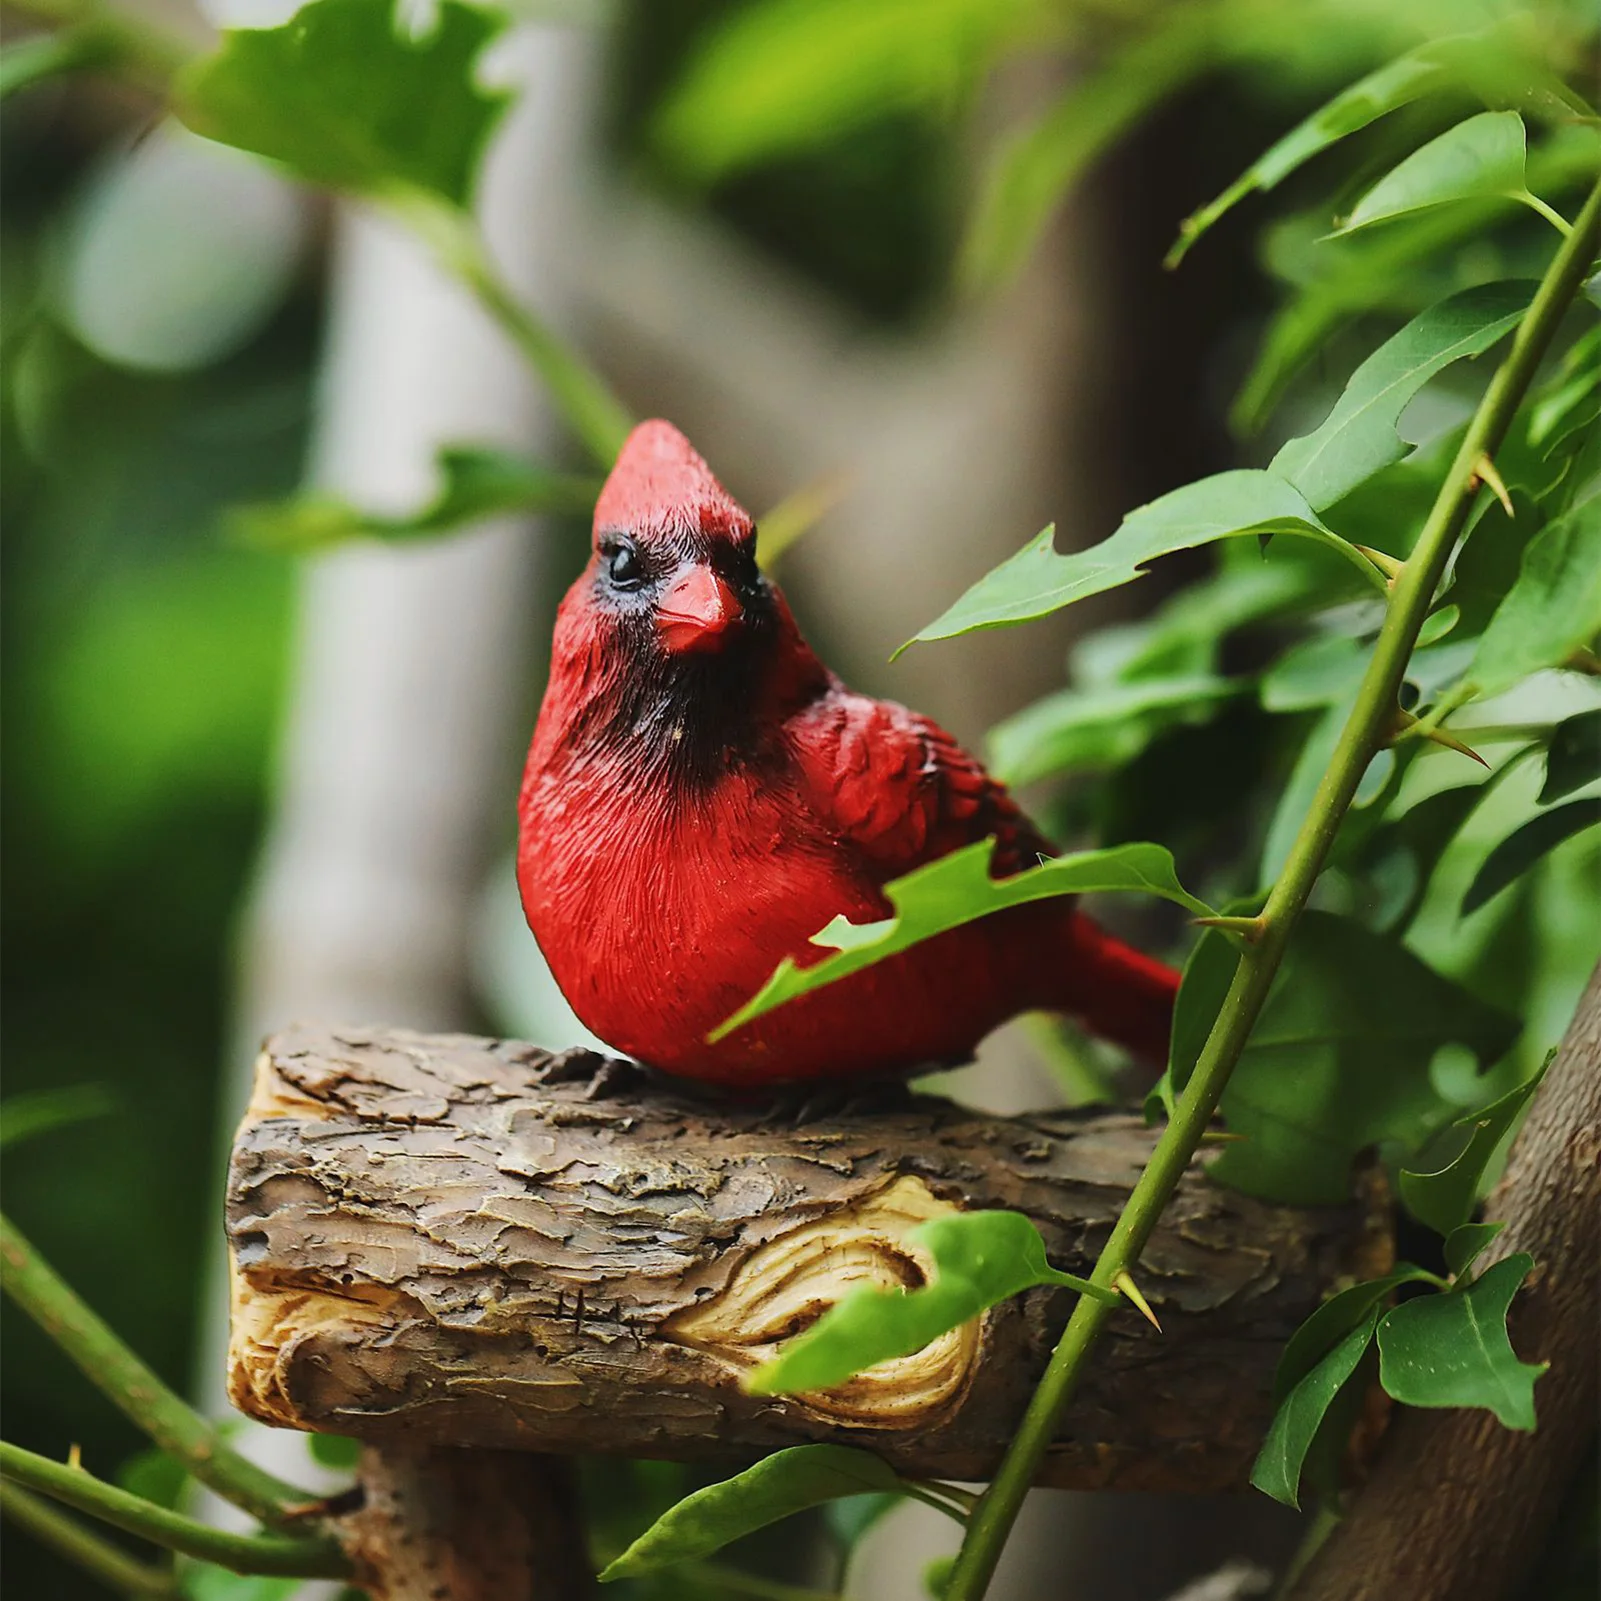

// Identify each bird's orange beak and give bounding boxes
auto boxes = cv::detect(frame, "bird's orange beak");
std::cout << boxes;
[657,565,742,654]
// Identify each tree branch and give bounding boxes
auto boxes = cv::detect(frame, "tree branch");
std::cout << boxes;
[1289,961,1601,1601]
[0,1444,350,1580]
[942,170,1601,1601]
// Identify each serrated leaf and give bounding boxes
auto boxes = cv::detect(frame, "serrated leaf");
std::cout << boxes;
[1400,1057,1547,1236]
[599,1445,902,1581]
[906,474,1380,650]
[0,1084,115,1149]
[1468,490,1601,697]
[1169,35,1594,265]
[1333,112,1537,236]
[748,1209,1113,1397]
[711,840,1211,1042]
[1377,1253,1545,1429]
[1270,281,1533,512]
[1273,1270,1439,1408]
[1233,129,1599,434]
[652,0,1033,183]
[175,0,510,209]
[1461,798,1601,914]
[1170,45,1454,266]
[962,13,1212,289]
[1540,708,1601,803]
[1251,1309,1379,1509]
[1171,913,1517,1204]
[988,674,1241,786]
[225,447,599,553]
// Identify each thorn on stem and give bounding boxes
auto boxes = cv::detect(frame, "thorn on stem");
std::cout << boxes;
[1192,914,1268,943]
[1469,452,1515,519]
[1112,1269,1163,1333]
[1354,544,1404,585]
[1387,708,1489,767]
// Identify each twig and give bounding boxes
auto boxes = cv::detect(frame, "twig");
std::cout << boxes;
[942,171,1601,1601]
[415,203,633,470]
[0,1213,309,1525]
[0,1443,351,1579]
[0,1480,180,1597]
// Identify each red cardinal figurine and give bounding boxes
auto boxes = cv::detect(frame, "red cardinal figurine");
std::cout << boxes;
[518,421,1179,1087]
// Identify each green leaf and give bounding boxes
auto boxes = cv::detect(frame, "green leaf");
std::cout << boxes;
[1461,798,1601,915]
[1169,35,1595,265]
[225,447,599,553]
[1468,489,1601,696]
[1273,1270,1439,1407]
[1169,44,1456,267]
[961,13,1214,289]
[1251,1310,1380,1509]
[711,840,1212,1042]
[1444,1221,1506,1278]
[1333,112,1541,236]
[906,474,1380,650]
[652,0,1033,182]
[1540,708,1601,803]
[1270,281,1533,512]
[182,1569,302,1601]
[1400,1057,1547,1236]
[1359,781,1490,932]
[305,1433,361,1472]
[1233,128,1600,434]
[0,1084,115,1149]
[1260,632,1366,712]
[1260,699,1349,886]
[175,0,511,209]
[1171,913,1517,1204]
[599,1445,903,1580]
[749,1209,1113,1397]
[988,674,1242,786]
[1377,1253,1545,1429]
[117,1446,188,1512]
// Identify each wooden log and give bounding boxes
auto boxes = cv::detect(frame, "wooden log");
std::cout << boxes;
[226,1024,1391,1492]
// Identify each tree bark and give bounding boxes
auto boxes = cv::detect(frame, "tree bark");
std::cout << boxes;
[1292,961,1601,1601]
[226,1024,1389,1493]
[342,1443,593,1601]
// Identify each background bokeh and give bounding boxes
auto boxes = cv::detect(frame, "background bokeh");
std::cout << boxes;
[3,0,1597,1596]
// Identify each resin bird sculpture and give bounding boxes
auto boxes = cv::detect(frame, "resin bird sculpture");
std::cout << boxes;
[517,420,1179,1088]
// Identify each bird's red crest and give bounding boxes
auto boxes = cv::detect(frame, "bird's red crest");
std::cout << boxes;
[595,420,752,548]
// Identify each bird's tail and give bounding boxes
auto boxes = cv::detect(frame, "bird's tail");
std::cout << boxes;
[1054,914,1181,1067]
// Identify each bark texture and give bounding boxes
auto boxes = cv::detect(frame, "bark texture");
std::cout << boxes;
[343,1444,593,1601]
[227,1024,1391,1492]
[1293,961,1601,1601]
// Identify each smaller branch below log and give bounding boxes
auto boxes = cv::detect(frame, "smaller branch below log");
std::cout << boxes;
[344,1444,594,1601]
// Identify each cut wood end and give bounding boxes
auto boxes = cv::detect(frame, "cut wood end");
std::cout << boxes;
[228,1255,403,1430]
[663,1175,981,1428]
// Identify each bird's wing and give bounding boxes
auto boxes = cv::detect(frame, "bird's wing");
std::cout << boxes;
[789,687,1052,881]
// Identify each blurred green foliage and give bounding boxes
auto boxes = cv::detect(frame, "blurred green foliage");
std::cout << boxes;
[2,93,316,1597]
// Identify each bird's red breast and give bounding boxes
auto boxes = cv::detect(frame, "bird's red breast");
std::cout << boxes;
[517,421,1178,1087]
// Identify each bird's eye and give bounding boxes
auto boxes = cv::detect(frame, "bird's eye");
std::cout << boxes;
[606,542,645,590]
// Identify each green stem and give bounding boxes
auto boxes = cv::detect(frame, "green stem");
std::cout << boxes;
[0,1214,309,1525]
[0,1444,351,1579]
[1,1480,180,1597]
[415,202,633,471]
[1517,190,1574,238]
[944,171,1601,1601]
